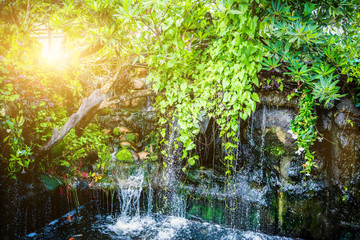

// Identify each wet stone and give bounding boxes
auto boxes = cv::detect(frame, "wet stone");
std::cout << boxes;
[121,100,131,107]
[336,98,360,115]
[253,108,294,131]
[138,152,149,160]
[115,126,132,134]
[335,112,347,128]
[322,115,331,131]
[144,111,157,121]
[340,132,350,149]
[287,161,302,181]
[120,141,137,150]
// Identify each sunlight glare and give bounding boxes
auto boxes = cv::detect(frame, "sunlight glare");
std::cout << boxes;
[38,31,70,66]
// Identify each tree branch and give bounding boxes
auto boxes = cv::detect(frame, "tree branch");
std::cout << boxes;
[40,88,155,153]
[41,89,106,152]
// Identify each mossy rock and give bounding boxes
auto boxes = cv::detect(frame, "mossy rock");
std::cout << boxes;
[125,133,138,142]
[265,145,286,157]
[113,127,120,136]
[115,149,134,163]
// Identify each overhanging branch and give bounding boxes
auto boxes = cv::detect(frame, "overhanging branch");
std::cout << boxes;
[40,88,155,153]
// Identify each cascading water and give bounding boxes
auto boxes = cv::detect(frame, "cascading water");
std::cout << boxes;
[169,194,186,218]
[116,171,143,217]
[147,180,153,215]
[260,105,267,174]
[235,120,242,168]
[249,114,255,147]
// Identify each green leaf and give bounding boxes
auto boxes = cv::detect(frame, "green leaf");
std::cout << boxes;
[251,92,260,102]
[40,175,62,191]
[229,10,243,15]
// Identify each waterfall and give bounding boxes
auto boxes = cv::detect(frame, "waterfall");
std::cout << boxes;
[249,114,255,147]
[147,180,153,215]
[116,170,144,217]
[163,120,181,190]
[108,170,149,235]
[170,194,186,218]
[260,105,266,174]
[235,120,241,168]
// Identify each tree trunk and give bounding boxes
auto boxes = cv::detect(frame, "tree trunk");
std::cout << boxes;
[40,88,154,152]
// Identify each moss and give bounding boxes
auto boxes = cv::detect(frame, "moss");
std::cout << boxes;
[248,207,261,227]
[51,141,67,157]
[125,133,138,142]
[187,169,199,182]
[113,127,120,136]
[202,200,216,222]
[98,107,111,116]
[278,191,284,230]
[187,198,224,225]
[214,204,224,223]
[187,202,201,217]
[265,145,286,156]
[115,149,134,162]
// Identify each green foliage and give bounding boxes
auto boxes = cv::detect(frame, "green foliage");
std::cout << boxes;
[289,91,318,175]
[125,133,138,142]
[56,123,111,171]
[312,75,345,107]
[265,145,286,157]
[40,174,62,191]
[45,0,264,174]
[113,127,120,136]
[0,65,32,177]
[115,148,134,163]
[263,0,360,174]
[1,114,32,177]
[0,58,109,177]
[139,0,264,174]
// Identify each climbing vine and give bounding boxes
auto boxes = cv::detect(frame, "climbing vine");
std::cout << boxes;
[289,90,318,175]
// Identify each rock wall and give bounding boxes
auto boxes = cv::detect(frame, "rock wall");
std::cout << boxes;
[95,68,157,165]
[161,91,360,239]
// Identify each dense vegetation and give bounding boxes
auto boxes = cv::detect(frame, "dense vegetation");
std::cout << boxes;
[0,0,359,181]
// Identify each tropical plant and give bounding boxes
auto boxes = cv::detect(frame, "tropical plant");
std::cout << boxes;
[263,0,360,174]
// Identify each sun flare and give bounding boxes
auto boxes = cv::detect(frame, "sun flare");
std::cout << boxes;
[37,28,70,65]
